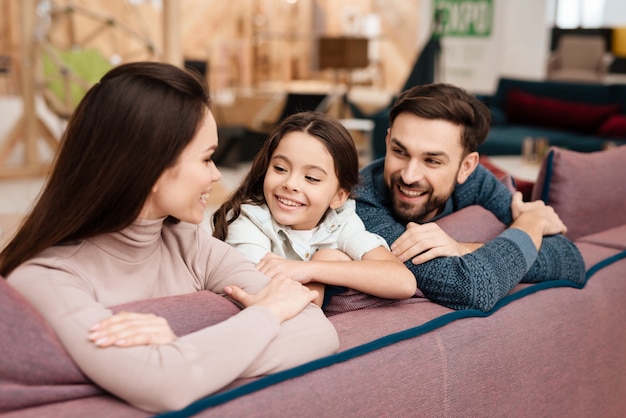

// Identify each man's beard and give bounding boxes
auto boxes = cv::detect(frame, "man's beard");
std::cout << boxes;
[388,175,448,224]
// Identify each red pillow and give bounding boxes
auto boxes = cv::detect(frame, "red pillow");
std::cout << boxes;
[479,156,534,201]
[505,89,620,134]
[598,114,626,138]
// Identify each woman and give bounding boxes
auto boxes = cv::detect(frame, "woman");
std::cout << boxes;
[0,62,338,413]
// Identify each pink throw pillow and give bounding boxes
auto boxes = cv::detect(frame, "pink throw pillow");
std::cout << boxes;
[531,146,626,240]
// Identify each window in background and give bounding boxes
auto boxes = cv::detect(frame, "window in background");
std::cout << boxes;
[556,0,605,28]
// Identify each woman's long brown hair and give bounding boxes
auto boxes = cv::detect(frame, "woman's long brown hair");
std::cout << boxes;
[212,111,359,241]
[0,62,210,277]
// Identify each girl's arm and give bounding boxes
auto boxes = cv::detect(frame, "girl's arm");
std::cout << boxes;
[256,246,417,300]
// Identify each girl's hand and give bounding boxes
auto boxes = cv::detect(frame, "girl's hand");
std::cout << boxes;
[89,311,177,348]
[256,253,312,283]
[224,277,318,323]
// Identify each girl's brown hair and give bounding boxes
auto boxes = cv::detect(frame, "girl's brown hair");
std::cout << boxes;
[212,111,358,241]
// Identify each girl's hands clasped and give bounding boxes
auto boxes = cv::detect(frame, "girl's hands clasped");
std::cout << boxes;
[89,311,177,348]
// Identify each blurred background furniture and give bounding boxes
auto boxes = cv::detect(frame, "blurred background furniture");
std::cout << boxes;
[344,30,442,159]
[213,91,337,166]
[0,0,180,179]
[475,77,626,156]
[547,34,613,82]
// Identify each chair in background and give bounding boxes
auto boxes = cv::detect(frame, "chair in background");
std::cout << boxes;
[547,34,613,83]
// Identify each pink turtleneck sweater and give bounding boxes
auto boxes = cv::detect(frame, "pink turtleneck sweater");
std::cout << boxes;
[7,218,339,413]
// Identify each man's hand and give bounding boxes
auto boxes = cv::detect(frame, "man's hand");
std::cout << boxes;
[511,191,553,220]
[510,191,567,236]
[391,222,470,265]
[89,311,177,348]
[510,191,568,250]
[511,203,567,249]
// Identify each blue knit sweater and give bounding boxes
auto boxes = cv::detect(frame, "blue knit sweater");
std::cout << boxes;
[354,159,586,312]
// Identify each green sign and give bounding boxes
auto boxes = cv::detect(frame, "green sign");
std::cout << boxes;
[434,0,493,37]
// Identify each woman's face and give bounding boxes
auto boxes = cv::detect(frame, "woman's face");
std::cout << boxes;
[263,131,348,230]
[141,110,222,224]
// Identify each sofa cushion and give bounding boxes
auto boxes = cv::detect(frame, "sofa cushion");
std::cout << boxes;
[0,278,101,412]
[110,290,241,336]
[598,114,626,138]
[0,279,240,413]
[435,205,507,244]
[531,146,626,241]
[505,89,620,134]
[575,224,626,251]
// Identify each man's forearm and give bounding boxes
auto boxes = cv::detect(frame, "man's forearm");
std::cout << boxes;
[408,233,534,312]
[523,234,586,284]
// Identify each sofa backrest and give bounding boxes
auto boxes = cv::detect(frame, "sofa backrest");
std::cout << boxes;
[492,77,614,109]
[610,84,626,115]
[0,276,241,414]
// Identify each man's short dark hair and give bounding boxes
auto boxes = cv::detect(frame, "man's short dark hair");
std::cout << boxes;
[389,83,491,154]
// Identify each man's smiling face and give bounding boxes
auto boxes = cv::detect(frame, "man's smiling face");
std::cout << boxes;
[383,112,476,223]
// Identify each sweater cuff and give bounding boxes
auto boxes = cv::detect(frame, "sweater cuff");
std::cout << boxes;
[499,228,538,269]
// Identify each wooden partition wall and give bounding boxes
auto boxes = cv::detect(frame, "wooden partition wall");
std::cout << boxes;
[0,0,424,178]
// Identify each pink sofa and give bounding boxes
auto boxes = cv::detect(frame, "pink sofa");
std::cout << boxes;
[2,146,626,417]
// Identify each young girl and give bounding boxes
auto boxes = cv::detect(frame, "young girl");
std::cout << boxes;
[212,111,416,309]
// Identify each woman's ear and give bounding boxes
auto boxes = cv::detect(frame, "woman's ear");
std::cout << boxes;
[457,151,479,185]
[329,188,350,210]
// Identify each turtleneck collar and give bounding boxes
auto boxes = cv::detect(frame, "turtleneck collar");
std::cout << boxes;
[89,217,166,262]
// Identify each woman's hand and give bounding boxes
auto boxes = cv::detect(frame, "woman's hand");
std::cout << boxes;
[224,277,318,323]
[89,311,177,348]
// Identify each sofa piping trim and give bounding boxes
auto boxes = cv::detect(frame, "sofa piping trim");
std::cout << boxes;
[539,149,555,204]
[156,249,626,418]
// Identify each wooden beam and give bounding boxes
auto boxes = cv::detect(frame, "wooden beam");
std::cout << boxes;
[162,0,182,67]
[0,0,59,179]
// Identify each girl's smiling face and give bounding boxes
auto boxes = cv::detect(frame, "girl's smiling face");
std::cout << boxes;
[263,131,348,230]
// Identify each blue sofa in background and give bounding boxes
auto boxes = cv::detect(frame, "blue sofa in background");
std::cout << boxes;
[476,77,626,156]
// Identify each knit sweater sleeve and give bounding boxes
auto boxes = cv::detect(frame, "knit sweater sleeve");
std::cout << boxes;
[355,194,534,311]
[354,161,585,312]
[459,165,585,286]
